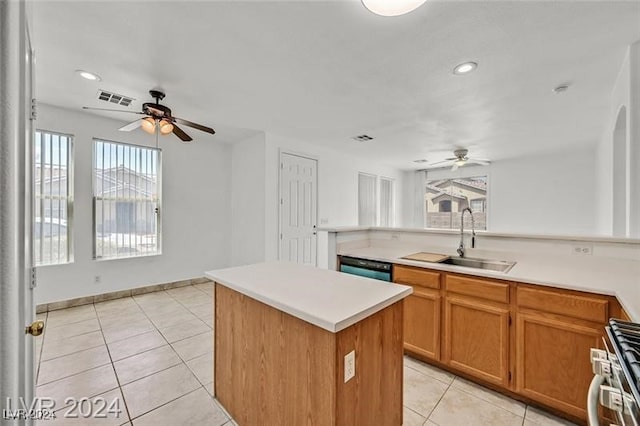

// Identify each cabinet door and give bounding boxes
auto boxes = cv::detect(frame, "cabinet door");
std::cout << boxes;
[443,296,510,387]
[515,311,603,420]
[404,287,441,361]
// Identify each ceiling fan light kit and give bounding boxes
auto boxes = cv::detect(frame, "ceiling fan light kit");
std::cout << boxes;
[141,117,155,134]
[159,119,174,135]
[83,89,216,143]
[361,0,427,16]
[427,148,491,171]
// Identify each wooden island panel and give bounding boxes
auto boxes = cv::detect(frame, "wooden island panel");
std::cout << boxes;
[215,283,404,426]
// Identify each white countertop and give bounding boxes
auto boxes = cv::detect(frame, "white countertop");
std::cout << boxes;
[339,246,640,321]
[205,261,412,333]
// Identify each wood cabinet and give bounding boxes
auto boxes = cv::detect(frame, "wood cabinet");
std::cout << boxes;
[403,287,441,360]
[215,284,405,426]
[443,274,511,387]
[394,265,441,361]
[389,262,625,423]
[515,285,609,420]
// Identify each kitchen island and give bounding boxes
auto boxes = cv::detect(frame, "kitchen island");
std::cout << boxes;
[205,261,412,426]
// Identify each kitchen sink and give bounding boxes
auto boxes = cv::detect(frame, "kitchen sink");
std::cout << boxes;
[441,257,516,273]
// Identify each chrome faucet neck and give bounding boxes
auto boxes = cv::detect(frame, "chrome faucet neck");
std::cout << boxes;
[458,207,476,257]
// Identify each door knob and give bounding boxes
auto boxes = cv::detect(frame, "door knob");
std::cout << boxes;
[25,320,45,337]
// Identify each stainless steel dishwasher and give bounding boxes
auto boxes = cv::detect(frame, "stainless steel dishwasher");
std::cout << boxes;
[338,256,392,282]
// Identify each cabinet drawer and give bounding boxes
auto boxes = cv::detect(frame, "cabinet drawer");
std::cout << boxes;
[445,274,510,304]
[393,265,441,289]
[517,286,608,323]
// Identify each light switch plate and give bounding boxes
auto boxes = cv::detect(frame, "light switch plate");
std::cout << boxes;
[344,350,355,383]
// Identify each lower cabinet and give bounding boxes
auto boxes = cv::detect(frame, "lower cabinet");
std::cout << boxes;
[404,287,441,360]
[392,263,616,423]
[515,284,609,420]
[443,296,511,387]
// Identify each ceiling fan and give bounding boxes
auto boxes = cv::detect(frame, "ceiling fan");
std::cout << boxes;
[83,89,215,142]
[428,149,491,171]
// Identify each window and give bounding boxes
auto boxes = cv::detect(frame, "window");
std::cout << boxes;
[34,130,74,266]
[425,176,487,230]
[379,177,395,227]
[358,173,377,226]
[93,140,161,259]
[358,173,395,227]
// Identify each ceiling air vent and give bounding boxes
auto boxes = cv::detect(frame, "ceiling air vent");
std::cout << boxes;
[352,134,374,142]
[97,90,134,107]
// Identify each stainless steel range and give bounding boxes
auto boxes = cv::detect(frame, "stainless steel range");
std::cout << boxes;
[589,319,640,425]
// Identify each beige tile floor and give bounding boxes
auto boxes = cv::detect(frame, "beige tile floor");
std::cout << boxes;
[34,283,577,426]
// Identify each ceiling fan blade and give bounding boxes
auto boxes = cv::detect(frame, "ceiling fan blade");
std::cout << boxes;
[468,159,491,166]
[83,106,144,114]
[118,119,143,132]
[172,124,193,142]
[451,163,459,171]
[173,117,216,135]
[429,160,453,166]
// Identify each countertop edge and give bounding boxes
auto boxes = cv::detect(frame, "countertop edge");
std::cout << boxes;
[205,269,413,333]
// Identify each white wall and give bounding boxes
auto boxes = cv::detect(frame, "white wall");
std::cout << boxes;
[596,40,640,237]
[35,104,232,304]
[231,132,266,265]
[403,147,598,235]
[489,149,596,235]
[264,133,406,261]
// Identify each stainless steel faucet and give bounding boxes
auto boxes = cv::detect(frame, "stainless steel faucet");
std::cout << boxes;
[457,207,476,257]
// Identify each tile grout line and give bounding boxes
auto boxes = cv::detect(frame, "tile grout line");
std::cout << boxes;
[127,386,204,423]
[93,302,134,425]
[425,375,455,421]
[449,378,527,420]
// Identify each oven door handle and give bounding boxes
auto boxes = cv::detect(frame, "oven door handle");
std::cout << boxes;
[587,374,605,426]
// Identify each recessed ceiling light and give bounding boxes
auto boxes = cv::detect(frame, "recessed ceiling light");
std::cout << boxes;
[361,0,427,17]
[453,62,478,75]
[553,84,570,94]
[76,70,101,81]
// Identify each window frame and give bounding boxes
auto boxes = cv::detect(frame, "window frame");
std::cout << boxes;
[34,129,75,266]
[92,138,163,261]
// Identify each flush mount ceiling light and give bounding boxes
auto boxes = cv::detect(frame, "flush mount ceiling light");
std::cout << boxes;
[361,0,427,17]
[453,62,478,75]
[75,70,101,81]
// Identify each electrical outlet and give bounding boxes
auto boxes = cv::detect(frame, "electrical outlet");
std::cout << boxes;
[391,234,399,240]
[320,218,329,225]
[94,275,101,284]
[571,245,593,255]
[344,350,355,383]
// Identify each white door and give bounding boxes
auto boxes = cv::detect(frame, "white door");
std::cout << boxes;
[0,2,36,416]
[279,153,318,265]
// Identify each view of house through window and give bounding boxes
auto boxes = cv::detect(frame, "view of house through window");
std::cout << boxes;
[93,140,161,259]
[34,130,74,266]
[425,176,487,230]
